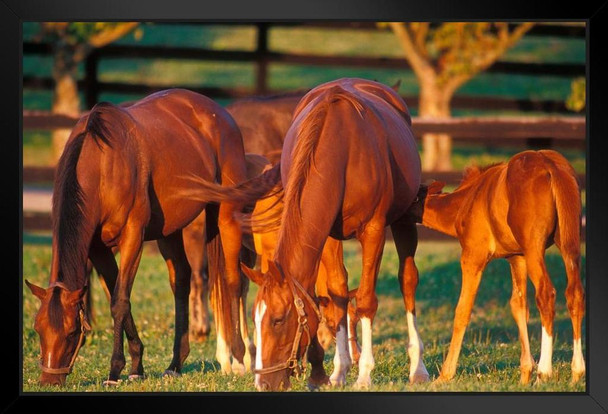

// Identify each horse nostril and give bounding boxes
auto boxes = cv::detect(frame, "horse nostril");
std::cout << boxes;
[259,380,270,391]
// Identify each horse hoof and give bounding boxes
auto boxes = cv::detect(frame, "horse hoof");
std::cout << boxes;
[410,369,430,384]
[163,369,181,378]
[307,375,330,391]
[231,360,246,376]
[102,379,121,387]
[353,379,371,390]
[329,375,346,388]
[128,374,146,381]
[571,370,585,383]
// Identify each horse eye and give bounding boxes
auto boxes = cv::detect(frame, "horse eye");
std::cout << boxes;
[272,317,285,327]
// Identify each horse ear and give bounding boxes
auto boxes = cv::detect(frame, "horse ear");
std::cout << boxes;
[25,279,47,301]
[391,79,402,92]
[428,180,445,194]
[66,285,88,304]
[266,260,283,283]
[240,263,265,286]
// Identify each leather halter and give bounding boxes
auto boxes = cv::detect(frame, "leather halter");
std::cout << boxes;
[254,273,326,377]
[38,282,91,376]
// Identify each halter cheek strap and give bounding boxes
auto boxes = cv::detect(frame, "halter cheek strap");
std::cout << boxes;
[38,282,91,376]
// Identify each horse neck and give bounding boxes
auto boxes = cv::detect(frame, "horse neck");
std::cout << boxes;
[422,188,470,238]
[49,222,95,290]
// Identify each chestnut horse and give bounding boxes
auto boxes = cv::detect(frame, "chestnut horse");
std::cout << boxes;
[25,89,276,385]
[408,150,585,384]
[237,78,428,390]
[250,163,360,360]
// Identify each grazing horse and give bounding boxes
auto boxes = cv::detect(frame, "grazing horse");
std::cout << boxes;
[236,77,428,390]
[249,163,360,360]
[24,89,271,385]
[407,150,585,384]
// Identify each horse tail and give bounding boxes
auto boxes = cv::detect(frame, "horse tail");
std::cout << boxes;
[205,203,233,360]
[542,151,582,255]
[177,163,282,206]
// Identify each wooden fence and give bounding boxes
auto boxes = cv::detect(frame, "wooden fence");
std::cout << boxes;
[22,22,587,237]
[23,22,586,113]
[22,111,587,238]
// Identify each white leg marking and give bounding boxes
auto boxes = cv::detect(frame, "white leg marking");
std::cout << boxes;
[329,324,351,387]
[571,338,585,376]
[537,326,553,378]
[354,317,374,389]
[406,311,430,383]
[230,300,248,375]
[347,313,355,361]
[254,301,267,390]
[215,329,232,375]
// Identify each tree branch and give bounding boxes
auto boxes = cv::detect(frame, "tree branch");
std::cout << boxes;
[442,22,534,96]
[87,22,139,48]
[388,22,435,81]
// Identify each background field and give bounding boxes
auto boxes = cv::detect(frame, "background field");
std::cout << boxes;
[22,22,587,393]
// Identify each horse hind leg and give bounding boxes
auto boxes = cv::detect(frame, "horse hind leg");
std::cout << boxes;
[556,237,585,383]
[353,219,386,389]
[524,249,556,382]
[508,255,535,384]
[183,213,211,342]
[158,231,192,376]
[238,244,256,373]
[391,218,430,384]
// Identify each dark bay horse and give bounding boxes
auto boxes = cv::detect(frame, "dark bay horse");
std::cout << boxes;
[25,89,276,385]
[408,150,585,384]
[236,78,428,390]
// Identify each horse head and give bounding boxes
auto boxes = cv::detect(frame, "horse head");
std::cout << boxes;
[241,261,321,391]
[25,280,90,386]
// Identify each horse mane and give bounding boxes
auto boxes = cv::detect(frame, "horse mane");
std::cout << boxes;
[279,88,364,259]
[52,102,116,289]
[458,162,505,188]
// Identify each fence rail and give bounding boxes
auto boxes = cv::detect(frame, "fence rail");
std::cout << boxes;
[22,22,586,113]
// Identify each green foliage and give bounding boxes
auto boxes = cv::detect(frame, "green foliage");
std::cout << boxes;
[566,77,586,112]
[37,22,138,46]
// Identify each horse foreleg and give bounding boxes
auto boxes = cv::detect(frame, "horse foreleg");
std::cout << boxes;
[508,255,535,384]
[322,238,351,387]
[105,225,145,385]
[391,218,430,383]
[353,220,386,390]
[307,335,331,390]
[158,231,191,376]
[436,249,487,383]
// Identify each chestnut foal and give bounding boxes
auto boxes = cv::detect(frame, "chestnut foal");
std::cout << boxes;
[409,150,585,384]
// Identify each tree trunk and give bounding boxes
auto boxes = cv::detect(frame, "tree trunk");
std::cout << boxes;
[51,45,81,163]
[418,82,452,172]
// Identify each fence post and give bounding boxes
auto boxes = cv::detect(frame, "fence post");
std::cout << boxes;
[255,23,269,96]
[526,137,553,149]
[84,50,100,110]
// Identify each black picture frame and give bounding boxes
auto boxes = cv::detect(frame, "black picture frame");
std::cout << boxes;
[5,0,608,413]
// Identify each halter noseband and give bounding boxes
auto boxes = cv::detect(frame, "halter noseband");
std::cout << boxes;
[254,273,326,377]
[38,282,91,376]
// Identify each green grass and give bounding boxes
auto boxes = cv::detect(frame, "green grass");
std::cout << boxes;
[22,239,586,393]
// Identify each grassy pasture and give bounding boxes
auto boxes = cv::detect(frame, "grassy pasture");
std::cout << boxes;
[22,239,586,393]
